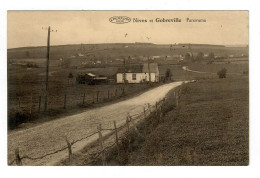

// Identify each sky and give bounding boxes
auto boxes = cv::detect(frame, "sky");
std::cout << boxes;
[7,11,248,49]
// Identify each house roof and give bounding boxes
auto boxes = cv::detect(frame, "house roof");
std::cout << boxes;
[142,63,159,73]
[87,73,96,77]
[117,64,143,73]
[94,77,107,80]
[117,63,159,74]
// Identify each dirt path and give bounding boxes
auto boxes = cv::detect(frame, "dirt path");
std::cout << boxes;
[8,81,185,166]
[182,66,213,74]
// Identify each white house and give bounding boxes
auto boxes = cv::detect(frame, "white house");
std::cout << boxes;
[116,63,159,83]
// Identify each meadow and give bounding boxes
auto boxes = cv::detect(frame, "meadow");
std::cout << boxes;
[123,75,249,165]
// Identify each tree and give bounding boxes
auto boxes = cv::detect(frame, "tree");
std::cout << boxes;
[217,68,227,78]
[68,73,74,85]
[68,73,73,79]
[184,53,191,62]
[208,52,215,60]
[195,52,204,61]
[165,68,172,81]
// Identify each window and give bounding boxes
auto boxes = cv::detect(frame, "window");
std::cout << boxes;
[132,73,136,80]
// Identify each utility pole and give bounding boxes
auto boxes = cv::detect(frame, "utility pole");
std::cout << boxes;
[148,57,151,83]
[123,57,126,84]
[44,26,51,112]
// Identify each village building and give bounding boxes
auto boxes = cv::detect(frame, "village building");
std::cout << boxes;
[151,56,161,60]
[76,73,108,85]
[116,63,159,83]
[165,54,183,61]
[139,56,149,61]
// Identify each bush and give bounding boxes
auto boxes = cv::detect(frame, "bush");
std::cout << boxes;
[26,63,39,68]
[68,73,73,79]
[8,109,40,130]
[165,68,172,81]
[217,68,227,78]
[8,110,30,130]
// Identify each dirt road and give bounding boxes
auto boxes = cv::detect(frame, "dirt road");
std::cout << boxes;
[8,81,185,166]
[182,66,212,74]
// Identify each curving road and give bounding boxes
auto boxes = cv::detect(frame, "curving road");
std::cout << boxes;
[8,81,185,166]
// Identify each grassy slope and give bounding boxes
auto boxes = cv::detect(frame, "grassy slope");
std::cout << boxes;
[127,76,249,165]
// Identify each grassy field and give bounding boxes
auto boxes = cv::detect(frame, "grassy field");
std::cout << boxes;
[188,59,249,75]
[8,62,166,130]
[120,76,249,165]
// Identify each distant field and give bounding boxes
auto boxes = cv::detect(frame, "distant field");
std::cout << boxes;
[188,62,248,75]
[7,43,248,60]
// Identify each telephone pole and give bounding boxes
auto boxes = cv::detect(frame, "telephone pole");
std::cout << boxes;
[44,26,51,112]
[148,57,151,83]
[123,57,126,84]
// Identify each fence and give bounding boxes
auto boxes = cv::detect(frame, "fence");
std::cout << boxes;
[8,94,182,166]
[8,81,161,117]
[9,87,128,112]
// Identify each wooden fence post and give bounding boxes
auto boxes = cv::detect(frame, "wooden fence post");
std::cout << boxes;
[122,88,125,95]
[159,106,163,122]
[126,116,131,151]
[64,94,67,109]
[113,121,120,158]
[65,137,72,165]
[176,92,179,108]
[18,97,21,108]
[98,124,106,165]
[155,101,158,120]
[96,91,100,103]
[130,115,141,136]
[38,96,41,112]
[83,92,86,105]
[148,103,151,113]
[44,95,48,112]
[15,148,22,166]
[30,95,33,114]
[143,108,148,163]
[179,88,182,96]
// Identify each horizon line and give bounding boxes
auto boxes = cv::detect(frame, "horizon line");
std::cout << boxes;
[7,42,249,50]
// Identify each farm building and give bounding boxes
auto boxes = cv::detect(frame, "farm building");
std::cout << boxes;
[165,55,183,61]
[116,63,159,83]
[76,73,108,85]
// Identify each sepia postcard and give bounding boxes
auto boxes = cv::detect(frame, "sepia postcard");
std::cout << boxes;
[7,11,249,166]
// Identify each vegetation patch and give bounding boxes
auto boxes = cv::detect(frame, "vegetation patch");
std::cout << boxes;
[118,77,249,165]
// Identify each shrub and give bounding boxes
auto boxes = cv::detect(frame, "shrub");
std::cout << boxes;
[8,110,30,130]
[26,63,39,68]
[165,68,172,81]
[217,68,227,78]
[68,73,73,79]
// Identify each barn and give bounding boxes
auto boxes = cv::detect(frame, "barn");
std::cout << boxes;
[76,73,108,85]
[116,63,159,83]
